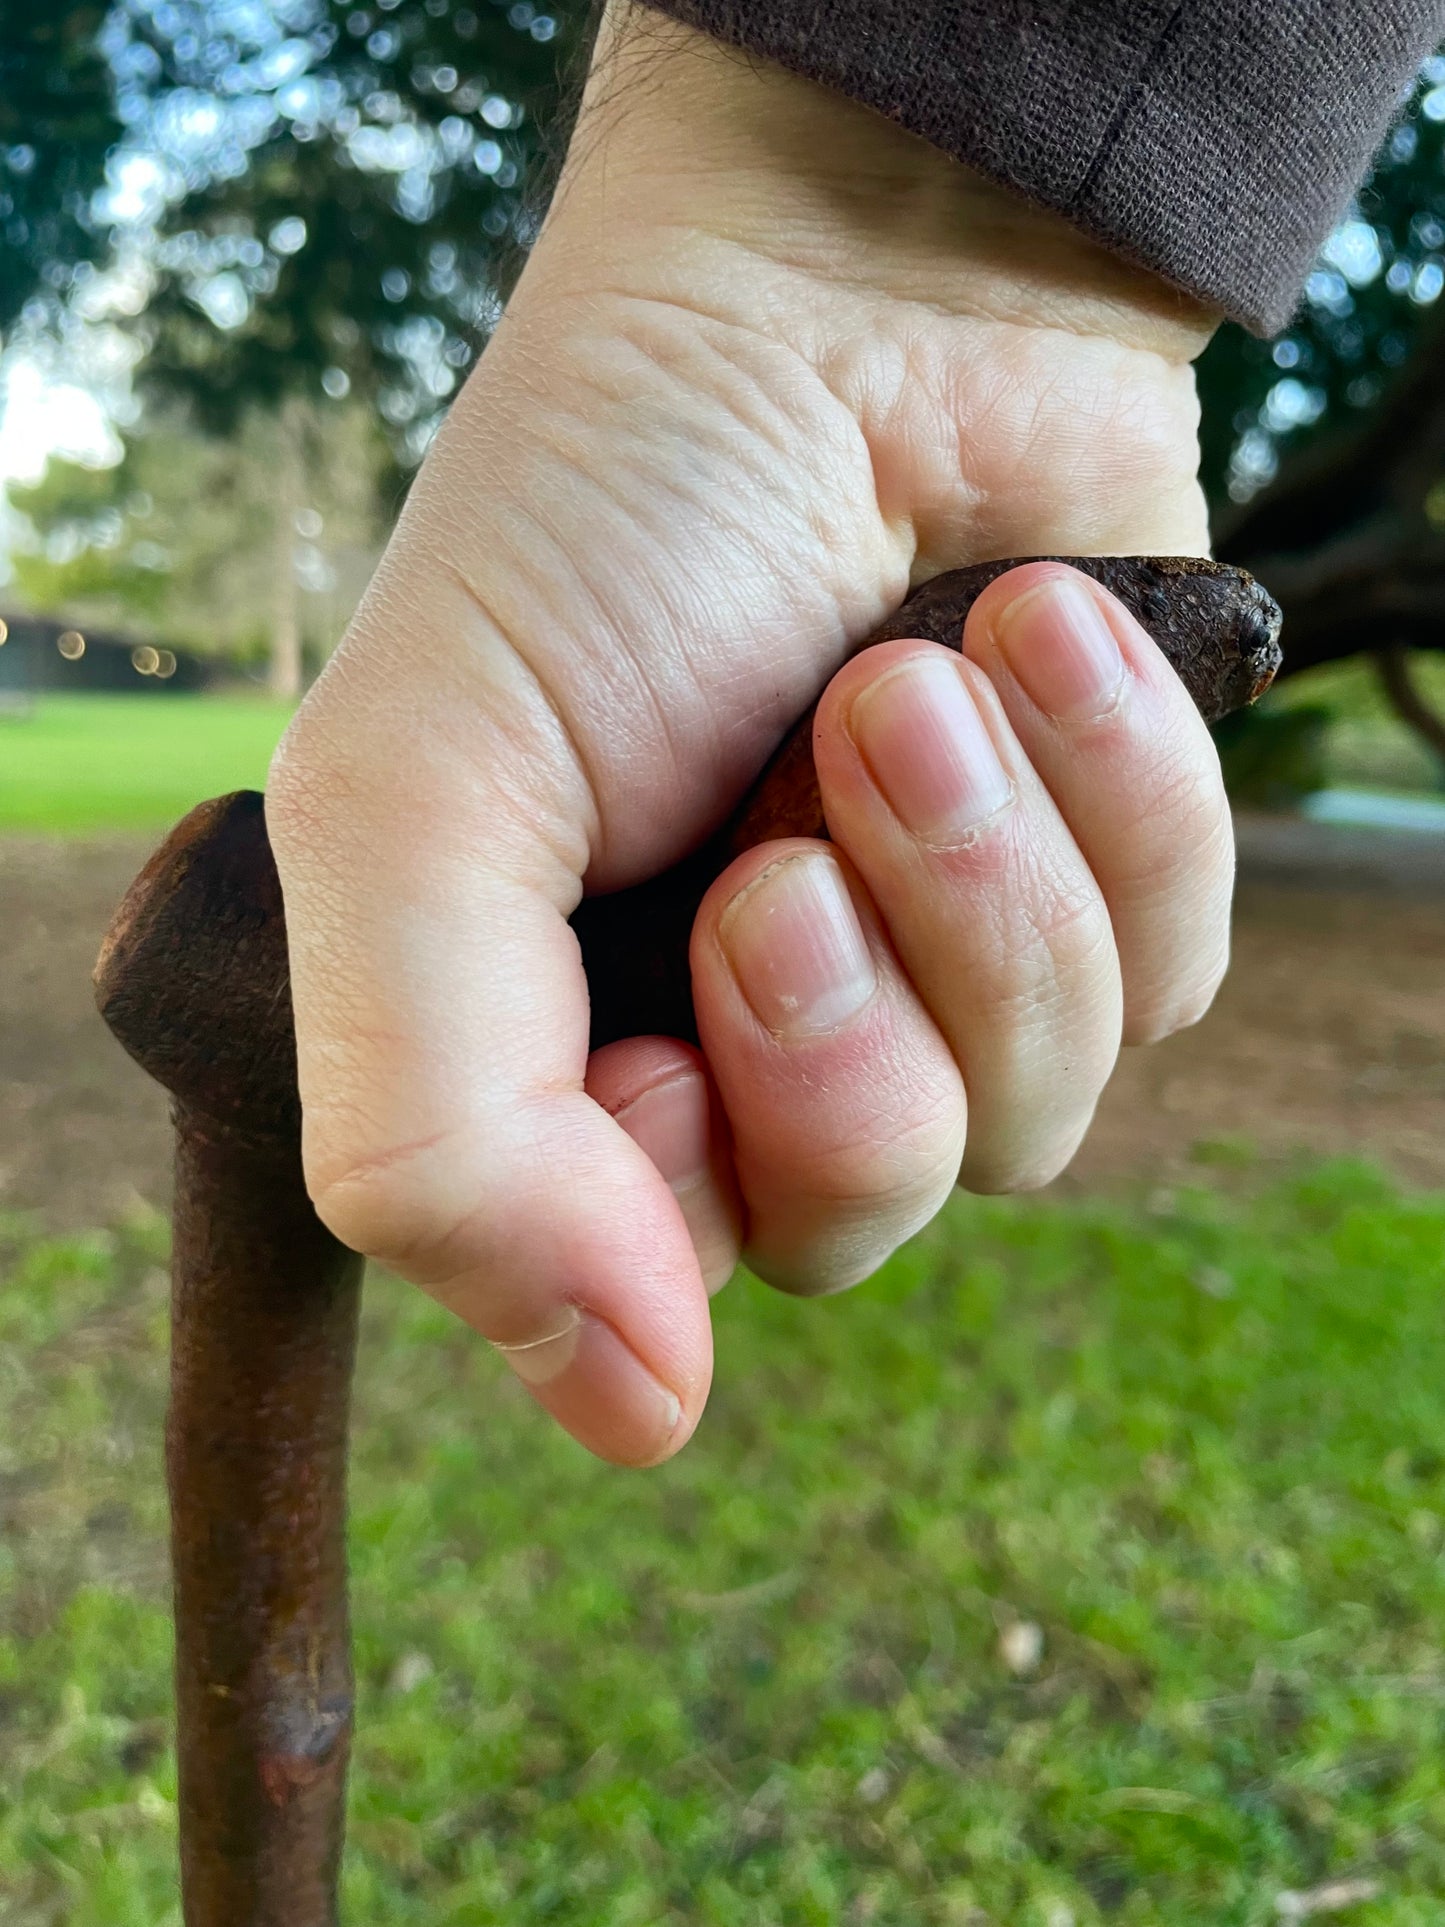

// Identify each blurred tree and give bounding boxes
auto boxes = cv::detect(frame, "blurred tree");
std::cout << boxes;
[7,3,1444,488]
[1217,305,1445,779]
[0,5,122,336]
[8,404,389,691]
[11,4,1445,740]
[1199,54,1445,509]
[105,0,595,451]
[89,8,1445,501]
[8,0,596,688]
[1191,58,1445,772]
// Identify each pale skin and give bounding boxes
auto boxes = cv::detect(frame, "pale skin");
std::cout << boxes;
[268,4,1232,1466]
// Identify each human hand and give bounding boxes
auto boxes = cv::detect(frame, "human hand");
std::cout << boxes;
[268,3,1230,1465]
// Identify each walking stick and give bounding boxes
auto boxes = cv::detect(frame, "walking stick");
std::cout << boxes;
[93,557,1279,1925]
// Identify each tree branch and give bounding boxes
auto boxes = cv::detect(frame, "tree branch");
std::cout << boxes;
[1375,644,1445,773]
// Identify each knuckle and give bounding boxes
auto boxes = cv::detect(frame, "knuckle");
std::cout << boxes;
[965,348,1205,551]
[754,1192,938,1300]
[1034,867,1113,966]
[794,1078,966,1216]
[985,859,1116,1023]
[1107,373,1204,497]
[303,1128,480,1282]
[742,1076,965,1294]
[1113,753,1232,905]
[758,1234,902,1300]
[306,1158,425,1270]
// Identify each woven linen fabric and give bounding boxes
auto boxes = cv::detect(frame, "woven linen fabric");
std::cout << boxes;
[635,0,1445,334]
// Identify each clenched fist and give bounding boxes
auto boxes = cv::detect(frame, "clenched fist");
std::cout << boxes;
[268,4,1229,1466]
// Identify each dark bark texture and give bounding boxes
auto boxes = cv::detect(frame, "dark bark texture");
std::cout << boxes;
[168,1119,360,1927]
[95,794,358,1926]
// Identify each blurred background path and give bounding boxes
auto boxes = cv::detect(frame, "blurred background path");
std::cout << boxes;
[5,815,1442,1233]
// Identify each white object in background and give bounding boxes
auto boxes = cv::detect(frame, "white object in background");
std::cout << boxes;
[1301,788,1445,834]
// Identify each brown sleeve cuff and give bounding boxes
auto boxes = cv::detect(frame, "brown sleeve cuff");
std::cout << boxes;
[635,0,1445,335]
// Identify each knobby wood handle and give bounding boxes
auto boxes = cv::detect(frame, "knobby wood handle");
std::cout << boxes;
[98,555,1281,1112]
[92,556,1279,1927]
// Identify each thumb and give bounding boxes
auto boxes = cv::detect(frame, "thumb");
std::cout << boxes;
[267,591,713,1468]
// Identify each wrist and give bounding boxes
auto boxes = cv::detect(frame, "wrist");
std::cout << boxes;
[555,2,1218,364]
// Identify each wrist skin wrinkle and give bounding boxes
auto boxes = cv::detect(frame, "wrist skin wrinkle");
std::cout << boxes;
[563,1,1222,360]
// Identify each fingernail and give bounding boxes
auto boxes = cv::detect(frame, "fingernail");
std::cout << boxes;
[498,1309,685,1464]
[850,655,1013,844]
[611,1077,739,1294]
[611,1076,709,1192]
[993,573,1126,721]
[719,852,877,1040]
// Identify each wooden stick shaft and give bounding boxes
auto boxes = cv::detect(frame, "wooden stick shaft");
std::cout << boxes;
[169,1115,361,1926]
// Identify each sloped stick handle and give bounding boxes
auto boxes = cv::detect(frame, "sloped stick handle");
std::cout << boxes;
[98,554,1281,1109]
[575,556,1280,1047]
[92,556,1279,1927]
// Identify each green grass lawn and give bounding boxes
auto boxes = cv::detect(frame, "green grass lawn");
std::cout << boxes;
[0,695,292,835]
[0,666,1441,843]
[5,1159,1445,1923]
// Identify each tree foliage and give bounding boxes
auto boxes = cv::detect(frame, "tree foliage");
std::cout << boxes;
[12,2,1445,493]
[11,3,1445,738]
[9,406,389,666]
[108,0,595,445]
[0,5,121,337]
[1198,55,1445,508]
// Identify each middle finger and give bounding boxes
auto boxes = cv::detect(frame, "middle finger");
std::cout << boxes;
[813,640,1122,1193]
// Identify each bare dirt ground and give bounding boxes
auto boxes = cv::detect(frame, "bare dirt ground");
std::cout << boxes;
[2,818,1442,1231]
